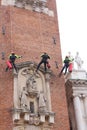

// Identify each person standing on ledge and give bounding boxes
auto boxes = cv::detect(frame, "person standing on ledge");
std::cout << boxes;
[36,52,50,72]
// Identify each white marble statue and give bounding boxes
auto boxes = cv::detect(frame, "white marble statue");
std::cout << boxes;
[75,52,83,70]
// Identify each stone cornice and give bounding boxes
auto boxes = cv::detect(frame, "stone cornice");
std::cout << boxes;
[65,79,87,102]
[66,79,87,86]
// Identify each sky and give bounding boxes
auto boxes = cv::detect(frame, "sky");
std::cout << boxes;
[56,0,87,71]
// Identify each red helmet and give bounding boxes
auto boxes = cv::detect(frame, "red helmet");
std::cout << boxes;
[11,51,15,54]
[11,51,15,55]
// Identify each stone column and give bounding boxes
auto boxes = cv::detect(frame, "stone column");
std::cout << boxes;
[83,95,87,130]
[73,94,85,130]
[84,95,87,116]
[84,95,87,128]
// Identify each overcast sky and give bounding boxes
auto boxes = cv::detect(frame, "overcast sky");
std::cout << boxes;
[56,0,87,71]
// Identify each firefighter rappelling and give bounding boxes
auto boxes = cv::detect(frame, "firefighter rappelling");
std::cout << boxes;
[36,52,50,72]
[5,52,22,72]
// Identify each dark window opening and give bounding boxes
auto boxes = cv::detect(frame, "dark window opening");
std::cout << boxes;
[69,118,72,130]
[30,102,34,113]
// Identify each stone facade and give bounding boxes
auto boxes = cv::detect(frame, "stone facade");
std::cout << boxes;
[0,0,70,130]
[13,62,55,129]
[65,70,87,130]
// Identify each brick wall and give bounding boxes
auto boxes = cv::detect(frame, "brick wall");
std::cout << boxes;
[0,0,70,130]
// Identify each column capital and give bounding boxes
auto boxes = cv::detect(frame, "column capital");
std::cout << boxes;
[72,93,79,98]
[73,93,87,98]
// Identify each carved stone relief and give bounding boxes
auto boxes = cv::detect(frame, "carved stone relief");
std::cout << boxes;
[19,87,28,108]
[13,62,55,127]
[38,91,47,112]
[26,76,37,94]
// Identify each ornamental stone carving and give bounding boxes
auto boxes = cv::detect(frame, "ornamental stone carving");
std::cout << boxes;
[13,62,55,128]
[1,0,54,17]
[26,77,37,93]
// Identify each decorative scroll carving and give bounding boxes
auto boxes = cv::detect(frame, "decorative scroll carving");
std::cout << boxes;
[34,115,40,126]
[21,63,36,76]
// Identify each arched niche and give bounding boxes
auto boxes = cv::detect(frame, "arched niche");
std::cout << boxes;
[13,62,55,126]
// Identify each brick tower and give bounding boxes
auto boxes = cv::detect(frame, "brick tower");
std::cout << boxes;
[0,0,70,130]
